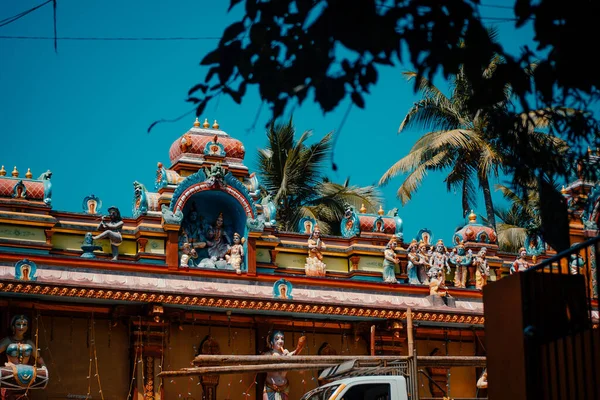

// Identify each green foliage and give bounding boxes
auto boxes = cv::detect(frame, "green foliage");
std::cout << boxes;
[258,119,382,233]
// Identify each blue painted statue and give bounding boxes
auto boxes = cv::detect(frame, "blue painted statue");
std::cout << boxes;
[449,241,473,288]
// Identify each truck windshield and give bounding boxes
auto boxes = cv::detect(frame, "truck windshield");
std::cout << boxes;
[300,384,341,400]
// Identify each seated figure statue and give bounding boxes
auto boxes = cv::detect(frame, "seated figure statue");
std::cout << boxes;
[206,212,231,261]
[0,315,48,399]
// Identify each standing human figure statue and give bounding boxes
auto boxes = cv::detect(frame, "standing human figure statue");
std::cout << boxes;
[430,239,451,281]
[206,212,231,261]
[262,331,306,400]
[382,235,401,283]
[225,232,245,274]
[473,247,490,290]
[0,315,48,399]
[449,242,473,288]
[510,247,530,274]
[416,242,432,284]
[305,225,327,276]
[406,240,421,284]
[92,206,123,261]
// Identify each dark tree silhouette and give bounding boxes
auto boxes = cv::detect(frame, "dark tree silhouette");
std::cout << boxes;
[189,0,600,250]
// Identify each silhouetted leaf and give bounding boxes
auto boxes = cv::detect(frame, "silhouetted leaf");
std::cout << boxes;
[221,22,245,44]
[188,83,208,96]
[351,92,365,108]
[228,0,243,11]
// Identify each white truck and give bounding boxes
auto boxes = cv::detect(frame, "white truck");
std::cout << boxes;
[160,354,484,400]
[300,358,415,400]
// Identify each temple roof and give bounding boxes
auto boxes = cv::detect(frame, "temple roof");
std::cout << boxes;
[168,118,245,166]
[0,165,51,206]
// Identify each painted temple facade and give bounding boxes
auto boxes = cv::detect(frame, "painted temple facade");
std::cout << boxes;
[0,120,598,399]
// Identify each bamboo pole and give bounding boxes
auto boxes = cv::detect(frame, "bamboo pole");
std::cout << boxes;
[407,307,414,356]
[159,363,336,377]
[192,355,412,366]
[161,356,487,377]
[370,325,376,356]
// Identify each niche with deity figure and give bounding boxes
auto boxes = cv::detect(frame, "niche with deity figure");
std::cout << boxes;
[178,192,247,272]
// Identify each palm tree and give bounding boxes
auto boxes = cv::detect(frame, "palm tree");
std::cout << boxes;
[493,184,541,252]
[258,119,382,234]
[378,60,505,227]
[378,34,571,229]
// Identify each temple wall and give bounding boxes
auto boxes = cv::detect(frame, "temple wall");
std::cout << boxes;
[416,339,478,399]
[0,224,46,242]
[30,316,130,400]
[163,326,256,400]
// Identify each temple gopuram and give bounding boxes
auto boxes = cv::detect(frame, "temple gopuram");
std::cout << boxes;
[0,119,597,400]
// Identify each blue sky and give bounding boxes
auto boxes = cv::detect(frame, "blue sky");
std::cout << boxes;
[0,0,536,245]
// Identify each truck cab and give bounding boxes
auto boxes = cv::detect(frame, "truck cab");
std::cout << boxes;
[300,375,409,400]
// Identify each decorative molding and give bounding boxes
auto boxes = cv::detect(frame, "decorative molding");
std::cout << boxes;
[0,281,486,325]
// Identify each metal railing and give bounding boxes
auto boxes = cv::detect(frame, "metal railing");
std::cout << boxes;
[521,235,599,400]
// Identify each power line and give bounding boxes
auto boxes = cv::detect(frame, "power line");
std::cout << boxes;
[0,35,221,41]
[0,0,52,28]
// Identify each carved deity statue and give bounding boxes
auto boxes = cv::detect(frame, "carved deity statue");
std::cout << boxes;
[262,331,306,400]
[510,247,530,274]
[570,254,585,275]
[0,315,48,398]
[430,239,451,281]
[225,232,245,274]
[180,242,198,268]
[406,240,421,284]
[449,242,473,288]
[206,212,231,261]
[427,263,446,296]
[92,206,123,261]
[473,247,490,290]
[305,225,327,277]
[416,242,432,284]
[180,204,208,247]
[382,235,401,283]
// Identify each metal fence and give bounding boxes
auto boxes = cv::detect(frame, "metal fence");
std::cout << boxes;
[522,235,599,400]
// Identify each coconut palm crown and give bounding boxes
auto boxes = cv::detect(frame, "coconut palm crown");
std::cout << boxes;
[258,119,382,234]
[379,31,570,230]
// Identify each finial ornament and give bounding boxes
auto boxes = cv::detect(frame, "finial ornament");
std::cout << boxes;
[203,118,210,128]
[11,166,18,177]
[0,165,5,176]
[359,203,367,213]
[25,168,32,179]
[468,210,477,223]
[193,117,200,127]
[213,119,220,129]
[378,205,384,216]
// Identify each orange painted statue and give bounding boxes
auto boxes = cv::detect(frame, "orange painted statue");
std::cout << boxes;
[305,225,327,276]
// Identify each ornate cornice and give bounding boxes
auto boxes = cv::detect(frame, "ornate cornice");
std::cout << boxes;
[0,280,485,325]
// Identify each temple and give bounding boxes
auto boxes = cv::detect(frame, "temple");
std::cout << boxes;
[0,120,597,399]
